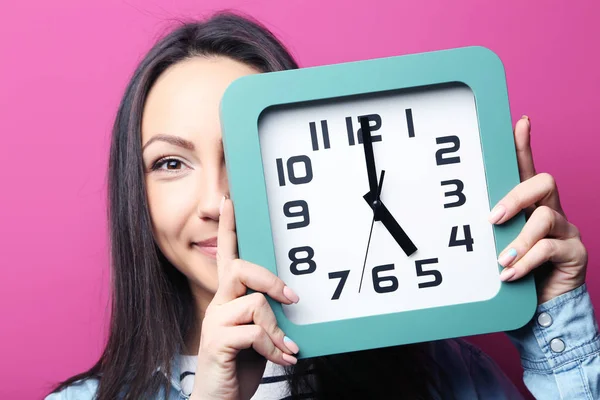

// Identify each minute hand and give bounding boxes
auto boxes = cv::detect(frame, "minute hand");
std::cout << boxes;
[360,117,379,200]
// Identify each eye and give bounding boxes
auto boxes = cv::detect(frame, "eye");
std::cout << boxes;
[151,157,189,173]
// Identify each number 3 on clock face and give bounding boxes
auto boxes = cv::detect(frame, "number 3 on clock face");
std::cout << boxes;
[221,46,536,358]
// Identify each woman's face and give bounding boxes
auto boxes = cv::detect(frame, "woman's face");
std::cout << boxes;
[141,56,258,304]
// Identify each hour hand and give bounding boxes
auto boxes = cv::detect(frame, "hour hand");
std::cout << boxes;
[378,203,418,256]
[362,193,418,257]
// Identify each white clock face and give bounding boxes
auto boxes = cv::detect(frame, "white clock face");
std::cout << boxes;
[258,84,500,325]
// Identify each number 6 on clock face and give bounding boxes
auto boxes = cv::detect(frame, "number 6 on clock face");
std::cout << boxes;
[221,46,536,358]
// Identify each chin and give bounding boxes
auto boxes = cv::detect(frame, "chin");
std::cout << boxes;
[185,257,219,294]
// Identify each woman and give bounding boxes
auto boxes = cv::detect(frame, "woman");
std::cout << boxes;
[46,11,598,400]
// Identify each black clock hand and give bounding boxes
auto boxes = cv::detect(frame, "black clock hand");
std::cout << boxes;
[359,170,385,293]
[360,116,379,204]
[362,192,418,256]
[378,203,418,256]
[360,115,417,256]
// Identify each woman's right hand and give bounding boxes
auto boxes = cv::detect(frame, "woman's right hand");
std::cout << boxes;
[190,197,300,400]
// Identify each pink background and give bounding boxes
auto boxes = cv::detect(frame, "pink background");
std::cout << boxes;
[1,0,598,398]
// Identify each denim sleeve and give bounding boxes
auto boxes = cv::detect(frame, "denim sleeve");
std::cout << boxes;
[44,379,99,400]
[505,283,600,399]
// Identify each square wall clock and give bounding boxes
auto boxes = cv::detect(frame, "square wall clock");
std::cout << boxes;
[220,46,537,358]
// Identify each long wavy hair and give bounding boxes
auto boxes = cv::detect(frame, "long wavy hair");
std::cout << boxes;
[49,10,451,399]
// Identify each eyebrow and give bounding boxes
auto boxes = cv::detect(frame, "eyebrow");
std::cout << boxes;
[142,134,195,152]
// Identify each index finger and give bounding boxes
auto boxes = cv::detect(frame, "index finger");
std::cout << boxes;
[514,115,536,182]
[217,196,238,266]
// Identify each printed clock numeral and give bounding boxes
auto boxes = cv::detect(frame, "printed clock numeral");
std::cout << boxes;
[441,179,466,208]
[328,270,350,300]
[283,200,310,229]
[346,114,382,146]
[405,108,415,138]
[276,155,313,186]
[372,264,399,294]
[415,258,442,288]
[449,225,474,252]
[309,120,331,151]
[289,246,316,275]
[435,135,461,165]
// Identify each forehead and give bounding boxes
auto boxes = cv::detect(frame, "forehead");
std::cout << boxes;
[141,56,259,142]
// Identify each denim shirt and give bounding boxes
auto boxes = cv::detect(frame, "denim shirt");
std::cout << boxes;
[46,284,600,399]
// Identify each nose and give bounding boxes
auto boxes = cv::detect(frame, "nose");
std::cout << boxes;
[196,164,229,221]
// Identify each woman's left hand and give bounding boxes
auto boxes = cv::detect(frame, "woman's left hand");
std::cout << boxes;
[488,115,588,304]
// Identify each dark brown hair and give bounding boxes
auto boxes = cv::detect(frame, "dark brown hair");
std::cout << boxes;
[49,10,451,399]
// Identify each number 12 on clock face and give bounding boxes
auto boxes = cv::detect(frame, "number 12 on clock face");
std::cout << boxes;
[259,84,500,325]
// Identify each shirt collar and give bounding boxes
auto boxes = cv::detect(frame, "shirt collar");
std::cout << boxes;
[156,352,183,392]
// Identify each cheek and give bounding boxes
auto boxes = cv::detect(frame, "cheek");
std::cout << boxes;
[146,178,197,244]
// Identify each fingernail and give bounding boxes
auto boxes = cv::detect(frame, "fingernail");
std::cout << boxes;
[283,286,299,304]
[498,248,518,267]
[521,115,531,129]
[488,204,506,224]
[499,267,516,281]
[219,196,226,216]
[284,336,300,354]
[282,353,297,365]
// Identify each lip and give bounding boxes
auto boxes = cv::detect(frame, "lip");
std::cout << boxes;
[193,237,218,258]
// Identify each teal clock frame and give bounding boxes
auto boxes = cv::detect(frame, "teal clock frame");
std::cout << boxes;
[220,46,537,359]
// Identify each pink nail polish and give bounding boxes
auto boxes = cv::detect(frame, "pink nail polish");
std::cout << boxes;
[283,286,299,303]
[498,248,518,267]
[488,205,506,224]
[500,267,516,282]
[284,336,300,354]
[282,353,297,365]
[219,196,226,215]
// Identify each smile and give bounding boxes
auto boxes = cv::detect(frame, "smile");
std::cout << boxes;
[193,237,218,259]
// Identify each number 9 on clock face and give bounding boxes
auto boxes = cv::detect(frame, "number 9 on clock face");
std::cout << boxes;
[259,84,498,325]
[220,46,536,358]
